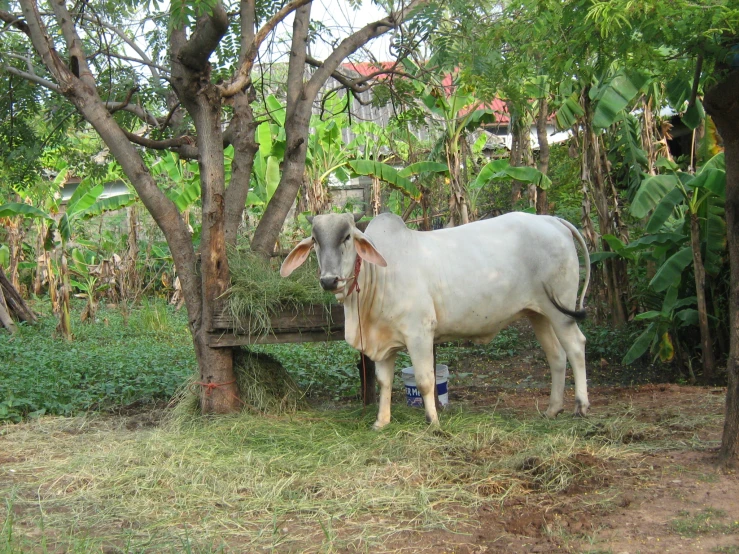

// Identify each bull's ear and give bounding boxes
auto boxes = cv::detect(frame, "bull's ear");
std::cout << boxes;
[352,229,387,267]
[280,237,314,277]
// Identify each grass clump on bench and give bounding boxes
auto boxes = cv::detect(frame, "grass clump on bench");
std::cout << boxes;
[225,248,335,337]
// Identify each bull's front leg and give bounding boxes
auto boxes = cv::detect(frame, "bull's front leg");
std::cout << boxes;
[406,334,439,426]
[372,353,397,430]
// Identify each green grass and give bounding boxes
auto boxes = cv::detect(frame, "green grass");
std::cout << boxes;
[670,508,739,537]
[1,405,672,553]
[0,300,195,422]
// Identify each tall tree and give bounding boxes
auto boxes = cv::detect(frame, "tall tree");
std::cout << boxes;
[0,0,429,413]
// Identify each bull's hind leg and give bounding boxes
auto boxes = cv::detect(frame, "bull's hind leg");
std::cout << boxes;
[549,316,589,416]
[406,335,439,426]
[528,313,567,418]
[372,353,397,430]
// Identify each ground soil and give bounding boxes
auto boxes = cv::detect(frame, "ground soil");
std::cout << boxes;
[4,324,738,553]
[386,323,738,553]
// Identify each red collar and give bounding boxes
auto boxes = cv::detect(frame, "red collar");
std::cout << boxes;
[347,256,362,296]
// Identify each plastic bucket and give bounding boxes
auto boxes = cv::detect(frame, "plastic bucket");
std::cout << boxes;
[401,365,449,408]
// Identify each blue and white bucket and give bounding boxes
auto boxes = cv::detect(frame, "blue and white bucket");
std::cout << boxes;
[401,365,449,408]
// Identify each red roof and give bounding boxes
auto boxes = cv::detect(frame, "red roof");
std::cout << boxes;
[339,62,512,124]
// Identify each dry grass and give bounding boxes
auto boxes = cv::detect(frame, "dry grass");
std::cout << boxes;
[173,349,309,417]
[226,249,334,337]
[1,399,717,554]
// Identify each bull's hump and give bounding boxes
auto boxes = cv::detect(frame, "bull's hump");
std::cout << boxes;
[365,213,409,237]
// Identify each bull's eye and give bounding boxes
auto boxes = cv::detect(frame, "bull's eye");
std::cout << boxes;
[344,234,351,242]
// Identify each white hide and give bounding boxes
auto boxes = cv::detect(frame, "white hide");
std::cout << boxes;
[286,212,591,429]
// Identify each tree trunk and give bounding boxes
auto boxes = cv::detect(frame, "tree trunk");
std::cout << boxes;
[581,95,627,325]
[536,96,550,215]
[704,67,739,469]
[0,284,17,333]
[690,211,716,382]
[0,266,36,323]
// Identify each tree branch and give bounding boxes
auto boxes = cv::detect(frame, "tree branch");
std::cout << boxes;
[3,64,59,91]
[80,12,163,86]
[305,0,428,100]
[177,3,229,71]
[218,0,313,97]
[49,0,96,90]
[304,56,411,95]
[122,128,194,150]
[0,9,30,34]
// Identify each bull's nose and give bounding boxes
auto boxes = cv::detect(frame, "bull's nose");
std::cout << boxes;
[320,276,339,291]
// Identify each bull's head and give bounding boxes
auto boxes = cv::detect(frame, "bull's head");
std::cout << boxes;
[280,213,387,295]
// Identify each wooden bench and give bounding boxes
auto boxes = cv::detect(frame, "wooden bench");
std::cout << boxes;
[207,302,377,403]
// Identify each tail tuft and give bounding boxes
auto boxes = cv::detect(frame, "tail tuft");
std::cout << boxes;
[545,286,587,321]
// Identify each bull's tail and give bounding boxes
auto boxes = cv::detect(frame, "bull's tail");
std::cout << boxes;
[556,217,590,312]
[545,286,587,321]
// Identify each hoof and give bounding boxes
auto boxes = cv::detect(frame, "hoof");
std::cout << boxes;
[573,406,589,418]
[544,407,564,419]
[371,421,388,431]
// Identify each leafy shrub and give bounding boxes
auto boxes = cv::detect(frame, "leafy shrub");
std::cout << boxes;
[0,300,194,422]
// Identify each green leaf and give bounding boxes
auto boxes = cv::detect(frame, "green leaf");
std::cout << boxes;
[593,71,650,129]
[682,98,705,130]
[59,213,71,244]
[658,332,674,362]
[631,174,682,219]
[505,166,552,190]
[348,160,421,200]
[81,194,137,218]
[397,161,449,177]
[602,234,626,253]
[257,122,273,157]
[656,157,679,171]
[0,245,8,269]
[690,167,725,199]
[646,187,685,233]
[67,181,104,216]
[0,203,52,220]
[634,310,664,321]
[675,309,699,327]
[623,323,657,365]
[666,75,692,111]
[624,232,687,252]
[265,156,280,201]
[471,159,511,189]
[555,95,584,129]
[246,190,264,206]
[701,195,726,276]
[169,179,201,212]
[589,251,620,263]
[266,94,286,126]
[662,284,679,314]
[650,247,692,292]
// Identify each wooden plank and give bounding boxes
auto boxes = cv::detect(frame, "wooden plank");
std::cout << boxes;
[211,302,345,333]
[207,328,345,348]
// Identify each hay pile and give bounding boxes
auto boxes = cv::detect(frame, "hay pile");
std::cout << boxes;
[232,348,309,414]
[226,249,334,337]
[173,348,308,416]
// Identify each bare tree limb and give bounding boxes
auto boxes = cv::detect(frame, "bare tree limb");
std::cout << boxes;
[122,128,194,150]
[305,0,428,100]
[218,0,313,97]
[49,0,96,90]
[80,12,163,85]
[0,9,30,34]
[177,3,229,71]
[3,63,59,91]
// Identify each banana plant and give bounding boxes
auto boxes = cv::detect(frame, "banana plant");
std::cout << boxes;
[625,152,726,379]
[247,95,286,210]
[622,284,700,380]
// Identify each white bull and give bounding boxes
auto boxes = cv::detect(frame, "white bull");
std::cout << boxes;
[281,212,591,429]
